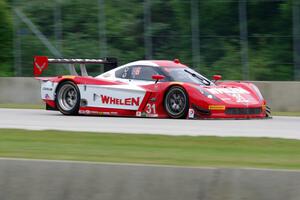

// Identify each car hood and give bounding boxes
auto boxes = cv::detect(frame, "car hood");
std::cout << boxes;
[203,84,260,106]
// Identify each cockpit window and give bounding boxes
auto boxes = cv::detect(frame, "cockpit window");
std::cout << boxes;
[115,66,130,79]
[130,66,160,81]
[162,67,212,86]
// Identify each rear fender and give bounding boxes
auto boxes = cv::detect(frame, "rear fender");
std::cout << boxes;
[40,77,75,101]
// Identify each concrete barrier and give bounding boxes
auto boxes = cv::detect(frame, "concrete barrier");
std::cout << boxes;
[0,159,300,200]
[253,81,300,112]
[0,77,42,104]
[0,77,299,111]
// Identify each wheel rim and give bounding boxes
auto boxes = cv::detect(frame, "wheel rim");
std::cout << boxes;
[58,84,78,111]
[165,88,187,116]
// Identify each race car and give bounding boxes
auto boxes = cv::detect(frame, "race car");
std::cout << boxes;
[34,56,271,119]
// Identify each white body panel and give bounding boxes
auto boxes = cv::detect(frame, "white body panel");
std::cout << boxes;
[78,84,146,110]
[41,81,58,100]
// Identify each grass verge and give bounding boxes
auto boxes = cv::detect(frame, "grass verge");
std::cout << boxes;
[0,103,43,109]
[1,129,300,169]
[272,112,300,117]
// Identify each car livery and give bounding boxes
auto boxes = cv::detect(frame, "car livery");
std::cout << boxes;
[34,56,271,119]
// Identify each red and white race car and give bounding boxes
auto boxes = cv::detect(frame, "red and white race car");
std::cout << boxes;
[34,56,271,119]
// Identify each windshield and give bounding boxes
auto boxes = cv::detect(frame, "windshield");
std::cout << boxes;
[162,67,213,86]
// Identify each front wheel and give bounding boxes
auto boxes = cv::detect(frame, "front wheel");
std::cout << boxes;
[164,86,189,119]
[55,81,80,115]
[266,105,272,118]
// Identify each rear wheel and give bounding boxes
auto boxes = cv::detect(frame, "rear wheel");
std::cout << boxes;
[164,86,189,119]
[55,81,80,115]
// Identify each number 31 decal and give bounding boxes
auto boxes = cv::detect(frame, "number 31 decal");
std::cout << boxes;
[145,103,156,114]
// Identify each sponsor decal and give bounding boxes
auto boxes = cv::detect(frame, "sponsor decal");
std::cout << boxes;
[136,111,142,117]
[35,62,46,72]
[103,112,118,116]
[231,93,249,103]
[207,87,250,103]
[137,112,157,118]
[62,75,75,79]
[34,56,48,76]
[42,87,53,91]
[188,109,195,118]
[92,111,100,115]
[79,85,146,110]
[78,110,85,114]
[146,113,158,117]
[41,81,57,100]
[79,110,100,115]
[100,95,140,106]
[45,94,51,100]
[122,67,129,78]
[79,110,117,115]
[150,97,156,102]
[220,97,231,101]
[145,103,156,114]
[208,105,226,110]
[207,87,250,95]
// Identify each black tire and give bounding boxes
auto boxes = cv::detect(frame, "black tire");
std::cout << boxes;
[55,81,80,115]
[266,105,272,118]
[164,86,189,119]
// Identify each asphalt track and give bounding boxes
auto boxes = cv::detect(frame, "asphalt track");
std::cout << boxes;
[0,108,299,139]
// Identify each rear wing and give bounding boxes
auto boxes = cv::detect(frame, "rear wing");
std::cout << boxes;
[33,56,118,76]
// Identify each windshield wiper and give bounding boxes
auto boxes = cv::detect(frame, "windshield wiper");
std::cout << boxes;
[184,69,210,86]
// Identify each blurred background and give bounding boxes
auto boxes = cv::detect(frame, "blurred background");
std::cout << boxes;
[1,0,300,80]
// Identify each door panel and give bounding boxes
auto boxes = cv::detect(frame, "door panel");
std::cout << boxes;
[78,84,146,110]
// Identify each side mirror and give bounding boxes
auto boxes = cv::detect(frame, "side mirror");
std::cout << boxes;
[212,75,222,82]
[152,74,165,83]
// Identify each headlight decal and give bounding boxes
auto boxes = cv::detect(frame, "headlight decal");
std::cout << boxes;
[197,87,222,102]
